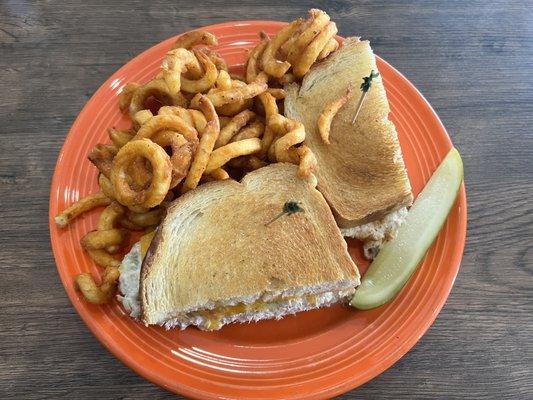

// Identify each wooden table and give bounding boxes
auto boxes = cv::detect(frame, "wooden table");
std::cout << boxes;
[1,1,531,398]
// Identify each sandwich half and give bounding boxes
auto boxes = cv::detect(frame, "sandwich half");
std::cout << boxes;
[135,163,359,330]
[284,38,413,258]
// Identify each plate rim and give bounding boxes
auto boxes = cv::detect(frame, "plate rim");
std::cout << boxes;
[49,19,467,399]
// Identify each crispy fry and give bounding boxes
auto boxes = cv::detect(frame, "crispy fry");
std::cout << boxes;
[160,48,198,95]
[267,88,285,99]
[286,9,330,65]
[317,85,354,144]
[97,202,125,231]
[118,83,140,112]
[219,116,231,129]
[270,114,306,163]
[133,109,153,126]
[261,19,302,78]
[171,30,218,50]
[318,37,339,60]
[81,229,129,250]
[158,105,195,128]
[290,145,317,178]
[257,92,279,158]
[216,70,232,90]
[215,109,256,148]
[199,48,228,71]
[111,139,172,208]
[119,217,143,231]
[182,94,220,193]
[205,138,262,173]
[229,155,268,171]
[230,120,265,142]
[292,21,338,78]
[207,168,230,181]
[88,143,118,178]
[86,249,121,268]
[97,202,126,253]
[215,79,254,116]
[258,92,278,119]
[277,73,296,84]
[129,79,187,119]
[189,109,207,133]
[108,128,134,149]
[206,81,267,107]
[134,114,198,142]
[55,192,111,228]
[75,267,120,304]
[181,49,218,93]
[98,174,116,200]
[245,37,269,83]
[151,130,196,188]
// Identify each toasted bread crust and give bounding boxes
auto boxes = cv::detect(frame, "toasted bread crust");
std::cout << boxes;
[284,38,413,228]
[140,163,360,325]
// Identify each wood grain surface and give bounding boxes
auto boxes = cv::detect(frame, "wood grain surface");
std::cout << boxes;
[1,0,531,398]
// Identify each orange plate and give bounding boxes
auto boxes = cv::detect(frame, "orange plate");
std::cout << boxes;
[49,21,467,399]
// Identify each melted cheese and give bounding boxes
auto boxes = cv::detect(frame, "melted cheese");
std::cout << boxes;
[139,231,156,259]
[196,295,319,330]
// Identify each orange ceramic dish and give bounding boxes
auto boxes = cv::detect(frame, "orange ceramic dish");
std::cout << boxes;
[49,21,467,399]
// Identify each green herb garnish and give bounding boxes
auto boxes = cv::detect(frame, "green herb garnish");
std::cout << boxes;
[361,70,380,92]
[352,70,380,124]
[265,201,304,226]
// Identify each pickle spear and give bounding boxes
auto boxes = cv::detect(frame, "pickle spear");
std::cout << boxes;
[351,147,464,310]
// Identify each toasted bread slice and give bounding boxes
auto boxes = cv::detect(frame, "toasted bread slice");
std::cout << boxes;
[140,163,360,330]
[284,38,413,232]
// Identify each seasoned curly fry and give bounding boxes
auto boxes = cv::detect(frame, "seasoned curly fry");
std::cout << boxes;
[111,139,172,208]
[133,109,154,126]
[318,37,339,60]
[215,109,256,148]
[207,168,230,181]
[261,19,302,78]
[75,266,120,305]
[97,202,126,253]
[98,174,116,200]
[245,37,269,83]
[182,94,220,193]
[290,145,317,178]
[317,84,354,144]
[205,138,262,173]
[257,92,279,158]
[134,114,198,142]
[286,9,330,65]
[152,130,196,188]
[181,49,218,93]
[129,79,187,119]
[206,81,267,107]
[108,128,134,149]
[160,48,197,95]
[228,155,268,171]
[231,120,265,142]
[215,80,254,116]
[171,30,218,50]
[271,115,306,163]
[81,229,129,250]
[189,109,207,132]
[216,70,232,90]
[86,249,121,269]
[118,83,140,112]
[267,88,285,99]
[55,192,111,228]
[88,144,118,178]
[199,48,228,71]
[292,21,338,78]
